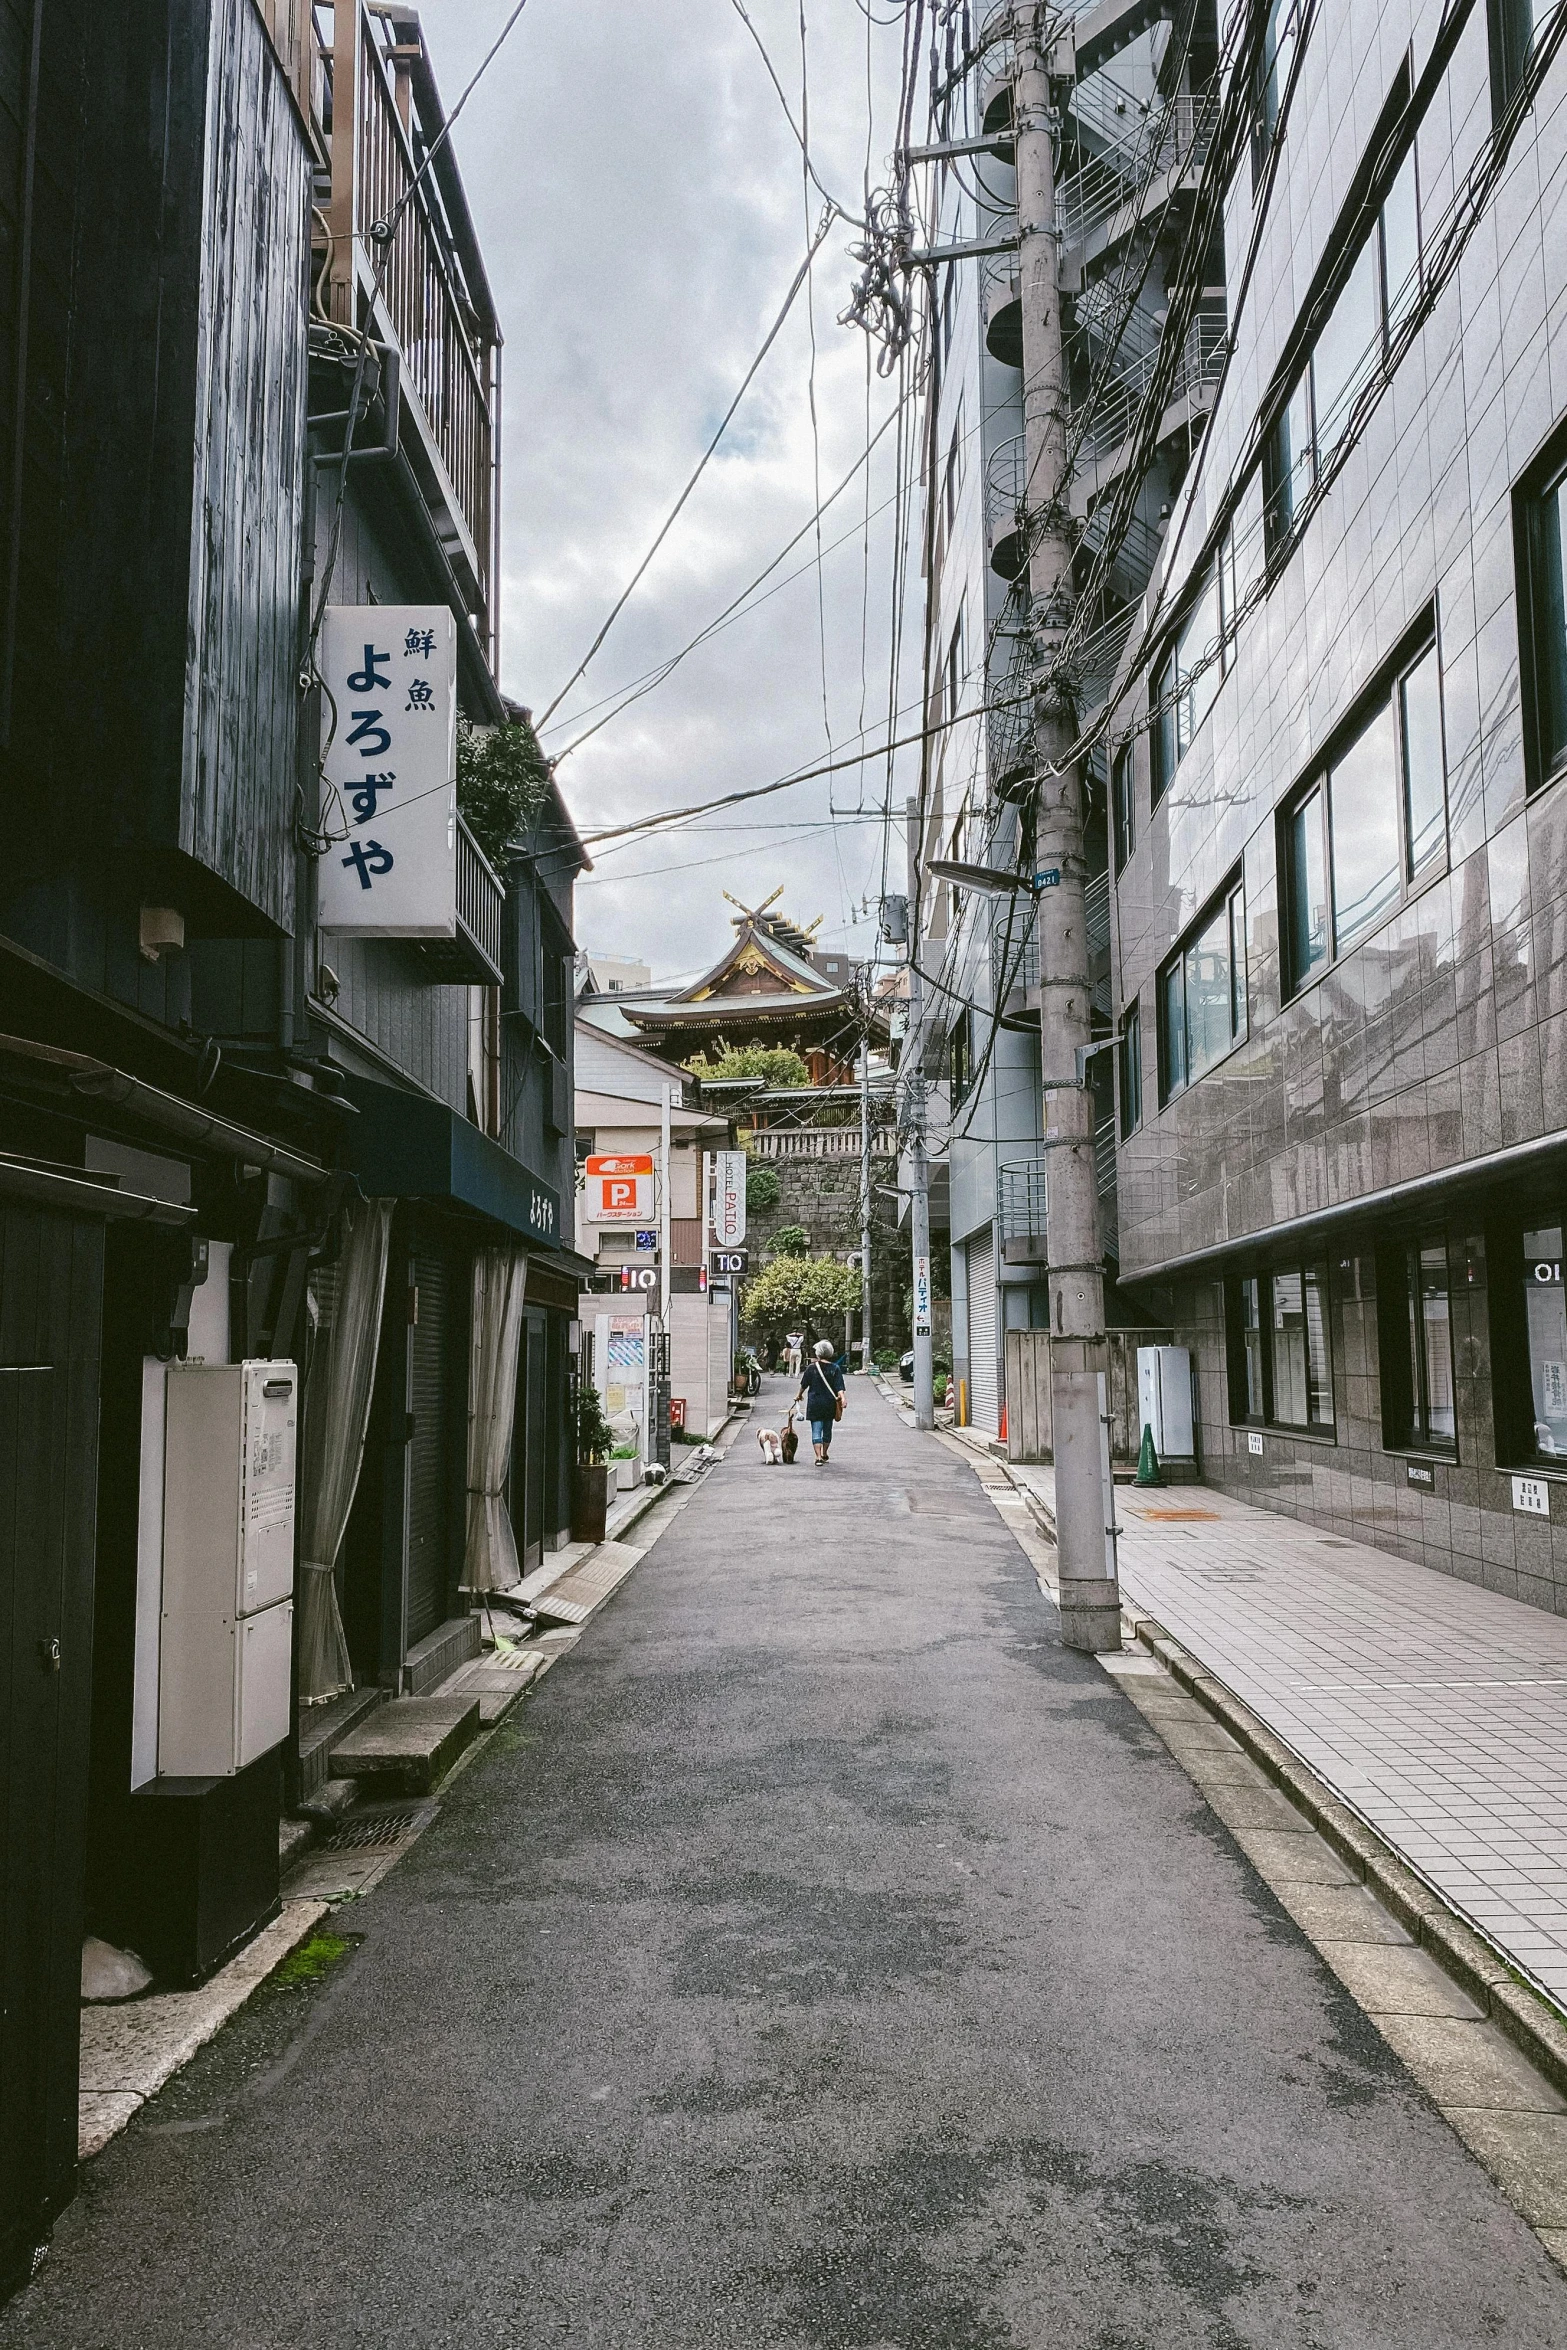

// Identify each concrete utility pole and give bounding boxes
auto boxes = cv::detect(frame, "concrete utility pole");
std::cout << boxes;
[659,1080,672,1327]
[1013,3,1120,1651]
[858,1026,873,1374]
[906,797,934,1430]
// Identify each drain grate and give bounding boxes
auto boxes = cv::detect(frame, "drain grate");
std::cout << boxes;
[321,1806,427,1852]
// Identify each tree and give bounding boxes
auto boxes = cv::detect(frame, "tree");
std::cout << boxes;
[685,1045,809,1089]
[574,1378,615,1467]
[769,1224,809,1257]
[456,712,551,868]
[741,1255,861,1340]
[745,1164,781,1213]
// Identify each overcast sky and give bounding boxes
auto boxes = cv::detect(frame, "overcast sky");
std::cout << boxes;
[413,0,922,985]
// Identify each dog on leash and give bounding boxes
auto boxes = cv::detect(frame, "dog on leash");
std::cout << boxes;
[758,1414,801,1466]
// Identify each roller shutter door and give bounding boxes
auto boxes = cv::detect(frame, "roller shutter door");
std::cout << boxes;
[967,1226,998,1433]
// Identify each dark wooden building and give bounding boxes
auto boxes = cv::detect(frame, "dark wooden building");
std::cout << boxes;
[0,0,586,2290]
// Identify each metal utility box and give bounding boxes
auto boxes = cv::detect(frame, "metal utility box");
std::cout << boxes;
[1137,1344,1194,1461]
[158,1360,297,1777]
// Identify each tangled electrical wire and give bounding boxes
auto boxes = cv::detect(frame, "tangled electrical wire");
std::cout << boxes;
[840,185,916,370]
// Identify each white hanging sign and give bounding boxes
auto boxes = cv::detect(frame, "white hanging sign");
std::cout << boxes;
[713,1151,748,1248]
[913,1254,932,1337]
[317,606,457,937]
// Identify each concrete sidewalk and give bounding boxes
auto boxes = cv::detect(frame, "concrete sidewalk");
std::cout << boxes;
[1007,1459,1567,2012]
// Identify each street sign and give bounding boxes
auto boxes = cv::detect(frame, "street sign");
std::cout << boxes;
[713,1250,747,1276]
[620,1264,658,1293]
[587,1153,654,1222]
[713,1150,747,1247]
[1034,866,1061,890]
[913,1253,931,1337]
[634,1228,658,1251]
[318,606,457,938]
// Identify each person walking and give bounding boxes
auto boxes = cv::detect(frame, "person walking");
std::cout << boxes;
[785,1328,804,1379]
[798,1337,845,1465]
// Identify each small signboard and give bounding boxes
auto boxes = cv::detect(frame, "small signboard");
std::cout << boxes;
[318,606,458,938]
[588,1153,654,1222]
[1513,1474,1551,1518]
[713,1151,748,1248]
[620,1264,658,1293]
[712,1249,747,1276]
[1406,1459,1436,1491]
[1246,1430,1263,1455]
[1034,866,1061,890]
[913,1253,932,1338]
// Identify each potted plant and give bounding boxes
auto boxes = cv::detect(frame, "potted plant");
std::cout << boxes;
[571,1379,616,1543]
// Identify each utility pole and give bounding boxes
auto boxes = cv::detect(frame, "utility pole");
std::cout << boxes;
[905,798,934,1431]
[1014,3,1120,1651]
[659,1079,672,1328]
[858,1019,873,1375]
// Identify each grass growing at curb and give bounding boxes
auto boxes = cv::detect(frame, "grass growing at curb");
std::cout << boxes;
[270,1930,359,1990]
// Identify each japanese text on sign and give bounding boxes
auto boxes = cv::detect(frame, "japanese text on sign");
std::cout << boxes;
[317,607,457,939]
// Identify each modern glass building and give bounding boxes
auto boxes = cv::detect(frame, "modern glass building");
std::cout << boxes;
[1109,0,1567,1602]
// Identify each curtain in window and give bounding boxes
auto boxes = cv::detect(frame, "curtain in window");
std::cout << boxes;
[297,1196,394,1704]
[464,1243,530,1593]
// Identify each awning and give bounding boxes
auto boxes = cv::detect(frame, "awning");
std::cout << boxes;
[341,1076,561,1247]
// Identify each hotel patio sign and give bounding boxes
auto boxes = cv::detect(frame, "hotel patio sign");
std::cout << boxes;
[317,606,458,937]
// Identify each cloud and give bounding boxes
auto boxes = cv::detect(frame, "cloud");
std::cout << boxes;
[412,0,920,976]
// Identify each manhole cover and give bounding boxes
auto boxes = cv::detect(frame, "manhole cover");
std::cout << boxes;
[321,1806,427,1852]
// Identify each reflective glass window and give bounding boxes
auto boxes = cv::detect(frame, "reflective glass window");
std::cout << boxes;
[1328,701,1401,943]
[1524,1226,1567,1457]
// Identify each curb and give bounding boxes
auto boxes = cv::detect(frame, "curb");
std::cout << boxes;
[1128,1608,1567,2103]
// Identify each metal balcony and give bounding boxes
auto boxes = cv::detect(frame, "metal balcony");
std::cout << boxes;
[310,6,500,641]
[985,434,1031,582]
[417,812,504,986]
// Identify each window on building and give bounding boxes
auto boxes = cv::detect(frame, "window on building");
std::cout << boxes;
[1226,1262,1335,1432]
[944,402,963,538]
[1112,740,1136,872]
[949,1006,973,1104]
[1117,1001,1142,1139]
[946,601,967,728]
[1281,631,1446,994]
[1489,0,1539,117]
[1158,876,1246,1103]
[1382,1236,1458,1453]
[1254,0,1303,167]
[1151,569,1222,802]
[1520,1227,1567,1455]
[1264,154,1424,557]
[1515,431,1567,793]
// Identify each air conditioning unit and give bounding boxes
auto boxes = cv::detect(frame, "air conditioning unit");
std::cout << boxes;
[158,1360,298,1777]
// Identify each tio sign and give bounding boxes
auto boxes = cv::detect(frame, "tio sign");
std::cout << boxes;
[913,1253,932,1337]
[317,607,457,937]
[587,1153,653,1222]
[713,1150,748,1248]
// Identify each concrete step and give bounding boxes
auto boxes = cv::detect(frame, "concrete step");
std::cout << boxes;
[429,1646,545,1725]
[297,1685,387,1799]
[328,1695,482,1794]
[295,1774,359,1826]
[279,1815,316,1868]
[405,1613,481,1697]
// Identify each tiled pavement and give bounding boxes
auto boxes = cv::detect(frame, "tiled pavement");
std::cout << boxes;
[1007,1463,1567,2012]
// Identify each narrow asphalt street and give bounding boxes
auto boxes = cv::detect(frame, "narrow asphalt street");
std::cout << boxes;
[10,1377,1567,2349]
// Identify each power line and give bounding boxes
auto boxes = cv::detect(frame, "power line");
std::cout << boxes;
[537,205,840,730]
[725,0,867,227]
